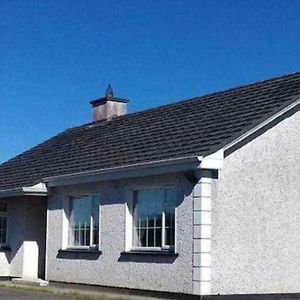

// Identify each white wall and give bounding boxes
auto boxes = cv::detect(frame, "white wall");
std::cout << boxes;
[0,253,9,276]
[7,197,25,277]
[0,197,46,278]
[211,109,300,294]
[46,173,194,294]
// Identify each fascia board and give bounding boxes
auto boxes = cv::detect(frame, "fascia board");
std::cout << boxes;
[45,156,202,187]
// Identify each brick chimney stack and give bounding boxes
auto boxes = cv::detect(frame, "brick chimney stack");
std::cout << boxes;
[90,85,128,122]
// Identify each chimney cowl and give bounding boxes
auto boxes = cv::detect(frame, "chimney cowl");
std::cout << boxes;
[89,85,129,122]
[105,84,114,98]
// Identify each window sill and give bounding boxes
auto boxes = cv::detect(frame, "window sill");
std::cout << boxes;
[58,248,102,254]
[120,250,178,257]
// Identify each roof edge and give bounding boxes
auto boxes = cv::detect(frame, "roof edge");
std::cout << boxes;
[223,95,300,154]
[0,184,48,199]
[44,156,203,187]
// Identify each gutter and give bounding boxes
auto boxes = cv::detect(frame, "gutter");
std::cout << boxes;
[0,153,225,194]
[0,186,48,199]
[44,156,204,187]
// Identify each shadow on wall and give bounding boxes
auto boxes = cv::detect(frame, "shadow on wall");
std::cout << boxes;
[7,196,47,279]
[56,250,102,260]
[49,174,196,210]
[118,252,178,264]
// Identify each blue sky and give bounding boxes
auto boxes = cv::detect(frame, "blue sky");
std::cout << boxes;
[1,0,300,163]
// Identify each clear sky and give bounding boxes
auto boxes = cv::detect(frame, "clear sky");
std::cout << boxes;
[1,0,300,163]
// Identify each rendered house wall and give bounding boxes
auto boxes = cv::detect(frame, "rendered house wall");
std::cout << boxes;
[0,198,23,276]
[8,197,25,277]
[46,173,195,294]
[0,253,9,276]
[211,109,300,294]
[23,196,47,278]
[0,197,46,278]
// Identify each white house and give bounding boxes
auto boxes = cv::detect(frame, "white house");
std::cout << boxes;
[0,72,299,298]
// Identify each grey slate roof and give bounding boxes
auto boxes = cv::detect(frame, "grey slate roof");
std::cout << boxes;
[1,71,300,191]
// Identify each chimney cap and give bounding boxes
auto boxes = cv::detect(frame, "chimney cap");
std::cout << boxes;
[89,84,129,107]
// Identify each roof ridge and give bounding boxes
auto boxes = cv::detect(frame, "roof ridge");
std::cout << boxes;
[73,70,300,130]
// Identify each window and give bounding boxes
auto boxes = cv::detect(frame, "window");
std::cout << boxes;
[0,202,8,246]
[68,195,99,248]
[132,188,176,250]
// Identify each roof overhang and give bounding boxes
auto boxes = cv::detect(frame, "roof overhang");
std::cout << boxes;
[44,151,225,188]
[44,156,204,187]
[0,183,48,199]
[224,96,300,153]
[0,151,225,193]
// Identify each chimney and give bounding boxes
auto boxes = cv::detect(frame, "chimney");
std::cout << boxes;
[90,84,129,122]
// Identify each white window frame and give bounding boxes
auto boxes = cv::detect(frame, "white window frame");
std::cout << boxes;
[67,194,100,250]
[125,185,177,253]
[0,201,8,247]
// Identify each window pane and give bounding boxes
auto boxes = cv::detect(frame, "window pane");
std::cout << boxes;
[132,188,176,249]
[165,227,175,246]
[133,226,139,247]
[91,197,99,246]
[93,228,99,245]
[132,189,164,248]
[148,228,155,247]
[165,212,174,227]
[69,196,93,247]
[140,229,147,247]
[74,229,79,245]
[155,228,162,247]
[140,216,147,227]
[0,217,7,244]
[148,216,154,227]
[0,202,7,213]
[164,189,176,246]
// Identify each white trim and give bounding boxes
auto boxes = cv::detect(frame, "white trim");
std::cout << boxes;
[200,150,224,170]
[61,198,69,250]
[192,171,213,295]
[126,186,177,252]
[161,210,166,248]
[174,204,178,254]
[89,214,93,248]
[0,183,47,199]
[45,203,49,280]
[224,97,300,151]
[125,190,133,252]
[97,201,101,251]
[65,194,101,249]
[44,156,202,187]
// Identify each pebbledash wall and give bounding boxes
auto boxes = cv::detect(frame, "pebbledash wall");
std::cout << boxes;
[45,107,300,295]
[45,173,196,294]
[0,197,46,278]
[211,109,300,295]
[0,197,22,277]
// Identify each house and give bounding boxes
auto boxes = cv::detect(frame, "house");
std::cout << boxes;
[0,71,299,298]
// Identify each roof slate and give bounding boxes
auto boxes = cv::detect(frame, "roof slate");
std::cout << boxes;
[1,71,300,191]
